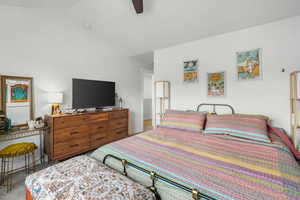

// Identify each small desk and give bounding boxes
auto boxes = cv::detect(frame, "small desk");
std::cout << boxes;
[0,127,48,166]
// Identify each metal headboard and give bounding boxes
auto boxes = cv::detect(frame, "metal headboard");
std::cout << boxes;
[197,103,235,114]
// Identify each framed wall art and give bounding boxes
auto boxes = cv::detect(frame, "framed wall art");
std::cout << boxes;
[207,71,225,96]
[237,48,262,80]
[183,60,198,83]
[1,76,34,126]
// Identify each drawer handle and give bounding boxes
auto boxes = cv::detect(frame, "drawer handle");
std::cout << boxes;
[97,126,105,130]
[70,144,79,148]
[96,136,105,141]
[116,131,123,135]
[70,131,79,135]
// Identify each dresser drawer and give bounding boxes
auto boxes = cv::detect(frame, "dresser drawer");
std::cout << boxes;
[54,125,90,143]
[90,121,108,133]
[110,118,128,130]
[54,115,88,130]
[53,137,90,157]
[91,131,108,147]
[111,127,128,140]
[88,113,109,123]
[109,110,128,119]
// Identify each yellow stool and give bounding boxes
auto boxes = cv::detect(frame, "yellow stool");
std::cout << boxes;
[0,143,37,192]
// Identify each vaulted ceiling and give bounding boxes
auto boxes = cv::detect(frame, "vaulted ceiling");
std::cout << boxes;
[1,0,300,58]
[70,0,300,56]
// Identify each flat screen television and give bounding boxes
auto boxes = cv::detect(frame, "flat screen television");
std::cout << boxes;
[72,78,115,109]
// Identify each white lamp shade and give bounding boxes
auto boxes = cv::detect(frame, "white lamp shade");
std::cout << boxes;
[48,92,63,104]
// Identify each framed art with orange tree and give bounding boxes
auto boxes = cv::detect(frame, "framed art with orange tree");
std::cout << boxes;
[0,75,34,127]
[207,71,226,97]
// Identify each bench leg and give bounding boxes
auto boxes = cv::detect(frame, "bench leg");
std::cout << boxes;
[8,157,13,192]
[32,151,36,172]
[0,158,4,185]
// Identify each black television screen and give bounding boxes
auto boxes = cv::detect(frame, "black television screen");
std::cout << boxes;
[72,79,115,109]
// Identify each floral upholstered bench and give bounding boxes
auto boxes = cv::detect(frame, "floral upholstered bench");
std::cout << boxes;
[25,155,156,200]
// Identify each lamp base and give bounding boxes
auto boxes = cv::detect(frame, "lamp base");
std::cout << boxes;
[51,104,61,115]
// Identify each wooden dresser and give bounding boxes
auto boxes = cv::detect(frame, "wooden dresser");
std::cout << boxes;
[45,109,128,161]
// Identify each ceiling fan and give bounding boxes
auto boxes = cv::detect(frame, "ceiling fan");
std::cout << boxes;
[132,0,143,14]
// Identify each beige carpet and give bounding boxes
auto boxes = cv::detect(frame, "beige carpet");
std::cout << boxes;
[0,171,27,200]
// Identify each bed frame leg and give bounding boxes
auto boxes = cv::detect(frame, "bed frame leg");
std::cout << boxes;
[192,189,199,200]
[121,159,127,176]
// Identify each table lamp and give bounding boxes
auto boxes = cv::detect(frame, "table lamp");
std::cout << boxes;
[48,92,63,115]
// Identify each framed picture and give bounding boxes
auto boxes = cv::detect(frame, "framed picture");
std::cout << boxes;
[207,71,225,96]
[183,60,198,82]
[0,76,34,127]
[237,48,262,80]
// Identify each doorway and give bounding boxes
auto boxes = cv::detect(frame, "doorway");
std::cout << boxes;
[143,72,153,131]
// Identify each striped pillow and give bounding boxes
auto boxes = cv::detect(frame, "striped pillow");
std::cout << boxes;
[204,114,271,143]
[160,110,206,133]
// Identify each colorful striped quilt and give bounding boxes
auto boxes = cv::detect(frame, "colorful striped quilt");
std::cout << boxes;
[91,128,300,200]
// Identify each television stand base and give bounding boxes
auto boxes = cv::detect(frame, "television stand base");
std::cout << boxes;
[77,109,86,113]
[99,107,114,111]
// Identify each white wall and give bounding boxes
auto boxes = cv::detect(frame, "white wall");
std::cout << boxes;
[0,6,144,167]
[144,75,152,99]
[154,16,300,133]
[143,74,152,120]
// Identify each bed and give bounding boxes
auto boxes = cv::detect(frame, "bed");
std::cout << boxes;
[91,126,300,200]
[90,104,300,200]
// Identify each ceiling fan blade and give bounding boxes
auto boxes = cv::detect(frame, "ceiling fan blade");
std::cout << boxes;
[132,0,143,14]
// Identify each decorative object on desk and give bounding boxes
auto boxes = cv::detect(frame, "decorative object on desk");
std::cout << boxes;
[27,120,35,130]
[0,120,5,132]
[34,117,45,129]
[61,104,73,114]
[237,49,262,80]
[207,71,225,96]
[0,76,34,126]
[119,97,123,109]
[154,81,170,127]
[0,113,10,132]
[47,92,63,115]
[183,60,198,82]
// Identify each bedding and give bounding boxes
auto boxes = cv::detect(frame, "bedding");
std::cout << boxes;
[160,110,206,133]
[91,127,300,200]
[25,155,155,200]
[203,114,271,143]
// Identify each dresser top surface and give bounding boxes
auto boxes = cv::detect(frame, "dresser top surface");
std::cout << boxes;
[47,108,128,118]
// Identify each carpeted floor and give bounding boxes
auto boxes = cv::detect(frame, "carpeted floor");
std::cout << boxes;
[0,170,27,200]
